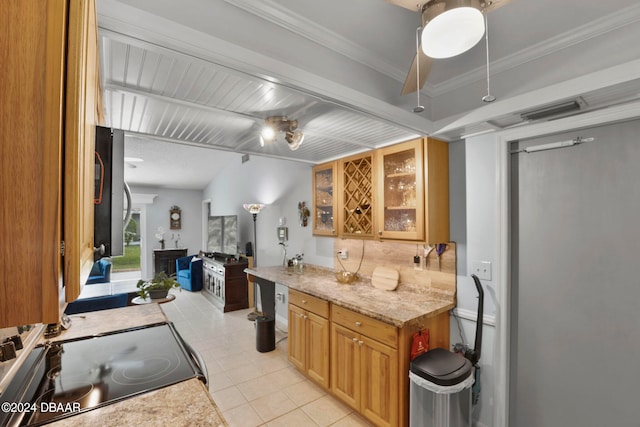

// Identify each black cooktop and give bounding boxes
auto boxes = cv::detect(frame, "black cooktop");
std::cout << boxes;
[0,323,205,426]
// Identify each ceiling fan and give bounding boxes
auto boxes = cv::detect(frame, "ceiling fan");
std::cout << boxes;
[386,0,511,95]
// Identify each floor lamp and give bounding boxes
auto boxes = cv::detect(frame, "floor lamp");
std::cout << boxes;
[243,203,266,266]
[243,203,265,321]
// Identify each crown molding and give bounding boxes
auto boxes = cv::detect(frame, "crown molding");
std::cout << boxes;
[222,0,408,83]
[224,0,640,99]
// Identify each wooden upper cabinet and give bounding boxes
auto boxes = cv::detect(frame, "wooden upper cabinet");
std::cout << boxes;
[338,152,376,239]
[0,0,98,328]
[312,162,338,236]
[376,139,425,241]
[64,0,99,304]
[315,137,449,243]
[423,137,450,244]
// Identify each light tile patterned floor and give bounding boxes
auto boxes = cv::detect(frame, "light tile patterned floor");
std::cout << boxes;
[160,288,373,427]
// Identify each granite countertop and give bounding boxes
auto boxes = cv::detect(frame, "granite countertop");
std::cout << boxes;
[49,378,227,427]
[39,304,228,426]
[40,304,168,344]
[245,265,455,328]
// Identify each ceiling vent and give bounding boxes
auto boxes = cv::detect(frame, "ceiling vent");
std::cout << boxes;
[520,98,586,122]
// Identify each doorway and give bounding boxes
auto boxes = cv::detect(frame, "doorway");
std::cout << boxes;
[509,119,640,426]
[111,208,142,284]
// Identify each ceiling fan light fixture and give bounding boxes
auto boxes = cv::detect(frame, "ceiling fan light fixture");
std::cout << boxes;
[421,0,485,59]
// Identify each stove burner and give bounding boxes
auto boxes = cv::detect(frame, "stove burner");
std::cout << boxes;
[35,381,95,406]
[1,323,206,427]
[111,354,181,385]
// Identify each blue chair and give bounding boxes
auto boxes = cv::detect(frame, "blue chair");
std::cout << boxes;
[176,255,203,291]
[64,293,128,315]
[86,258,112,284]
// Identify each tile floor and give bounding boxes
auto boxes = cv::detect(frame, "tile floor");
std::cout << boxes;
[159,287,373,427]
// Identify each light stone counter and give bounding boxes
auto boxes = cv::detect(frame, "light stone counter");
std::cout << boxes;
[245,265,455,328]
[49,378,227,427]
[38,304,228,426]
[39,303,168,344]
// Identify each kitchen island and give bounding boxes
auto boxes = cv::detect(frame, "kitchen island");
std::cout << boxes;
[245,264,455,427]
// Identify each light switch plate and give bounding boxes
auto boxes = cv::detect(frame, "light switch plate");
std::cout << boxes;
[471,261,492,281]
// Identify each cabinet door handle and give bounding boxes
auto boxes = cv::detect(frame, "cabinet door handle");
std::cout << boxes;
[301,300,307,304]
[352,338,358,343]
[355,321,362,327]
[378,230,382,236]
[358,341,364,346]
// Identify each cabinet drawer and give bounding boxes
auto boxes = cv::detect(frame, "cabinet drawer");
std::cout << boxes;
[289,289,329,318]
[332,305,397,348]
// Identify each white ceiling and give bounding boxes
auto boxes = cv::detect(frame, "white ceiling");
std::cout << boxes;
[97,0,640,189]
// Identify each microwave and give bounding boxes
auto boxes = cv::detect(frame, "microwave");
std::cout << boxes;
[94,126,127,259]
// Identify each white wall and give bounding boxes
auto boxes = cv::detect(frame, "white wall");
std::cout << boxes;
[130,185,204,279]
[449,135,500,427]
[202,155,335,268]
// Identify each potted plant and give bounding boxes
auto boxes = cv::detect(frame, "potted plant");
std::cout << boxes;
[136,271,180,300]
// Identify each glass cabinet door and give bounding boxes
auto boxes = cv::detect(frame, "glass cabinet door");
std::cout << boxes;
[377,139,424,240]
[312,162,337,236]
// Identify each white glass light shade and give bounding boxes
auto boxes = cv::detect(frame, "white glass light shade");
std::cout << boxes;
[260,126,276,147]
[285,130,304,151]
[243,203,266,214]
[421,6,484,58]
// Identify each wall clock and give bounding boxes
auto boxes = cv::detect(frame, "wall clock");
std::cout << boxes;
[170,207,181,229]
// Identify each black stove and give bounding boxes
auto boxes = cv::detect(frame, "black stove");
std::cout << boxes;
[0,322,207,426]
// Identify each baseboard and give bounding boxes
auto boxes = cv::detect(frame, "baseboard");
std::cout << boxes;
[452,307,496,327]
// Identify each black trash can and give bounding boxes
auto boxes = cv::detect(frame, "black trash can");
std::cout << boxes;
[255,315,275,352]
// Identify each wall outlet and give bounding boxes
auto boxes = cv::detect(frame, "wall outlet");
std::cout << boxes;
[338,249,348,260]
[471,260,492,281]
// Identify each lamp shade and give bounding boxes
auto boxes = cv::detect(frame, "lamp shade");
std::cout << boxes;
[243,203,266,215]
[260,126,276,147]
[285,130,304,151]
[421,1,484,59]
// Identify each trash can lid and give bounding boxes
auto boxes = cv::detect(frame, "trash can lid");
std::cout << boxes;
[410,347,473,386]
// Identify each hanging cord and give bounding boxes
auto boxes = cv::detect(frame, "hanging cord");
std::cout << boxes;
[482,13,496,103]
[450,309,468,345]
[336,240,365,275]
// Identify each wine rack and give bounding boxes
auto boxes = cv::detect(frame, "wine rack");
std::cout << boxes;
[340,153,374,237]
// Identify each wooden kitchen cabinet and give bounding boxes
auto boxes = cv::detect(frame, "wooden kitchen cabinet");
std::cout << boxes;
[288,290,330,388]
[1,0,99,328]
[376,139,424,241]
[285,288,451,426]
[422,137,450,244]
[338,152,376,238]
[319,137,449,243]
[330,307,399,427]
[312,161,338,236]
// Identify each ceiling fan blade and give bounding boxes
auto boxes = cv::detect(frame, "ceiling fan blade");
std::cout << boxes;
[401,50,432,95]
[481,0,512,13]
[384,0,423,12]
